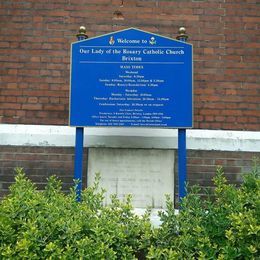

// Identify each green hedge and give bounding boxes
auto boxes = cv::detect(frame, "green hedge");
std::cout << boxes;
[0,161,259,259]
[148,163,260,259]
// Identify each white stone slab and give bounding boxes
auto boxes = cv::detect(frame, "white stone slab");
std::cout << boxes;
[0,124,259,152]
[87,148,175,208]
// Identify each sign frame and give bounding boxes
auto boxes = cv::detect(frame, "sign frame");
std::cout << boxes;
[69,27,193,129]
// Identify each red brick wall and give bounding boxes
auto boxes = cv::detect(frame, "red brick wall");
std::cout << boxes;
[0,146,86,198]
[186,150,258,191]
[0,146,258,199]
[0,0,259,130]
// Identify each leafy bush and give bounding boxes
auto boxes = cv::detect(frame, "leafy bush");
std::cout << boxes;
[0,169,151,259]
[147,161,260,259]
[0,161,259,259]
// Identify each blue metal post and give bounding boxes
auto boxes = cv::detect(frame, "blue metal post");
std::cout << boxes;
[178,129,187,199]
[74,26,88,201]
[74,127,84,200]
[176,27,189,201]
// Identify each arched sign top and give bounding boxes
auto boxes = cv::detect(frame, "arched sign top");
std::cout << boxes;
[71,27,192,47]
[70,28,193,128]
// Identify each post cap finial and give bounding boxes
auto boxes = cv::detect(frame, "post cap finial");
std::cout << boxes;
[176,26,188,40]
[76,26,88,39]
[79,26,86,33]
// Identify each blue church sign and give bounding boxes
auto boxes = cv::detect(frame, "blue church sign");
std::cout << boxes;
[70,28,193,128]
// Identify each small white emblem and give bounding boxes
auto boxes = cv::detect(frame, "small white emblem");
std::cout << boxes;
[109,36,115,45]
[149,37,156,45]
